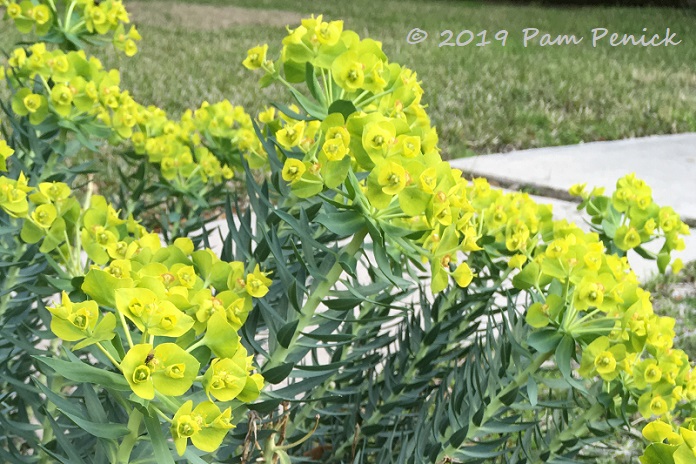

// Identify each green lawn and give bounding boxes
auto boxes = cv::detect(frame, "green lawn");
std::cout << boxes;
[4,0,694,158]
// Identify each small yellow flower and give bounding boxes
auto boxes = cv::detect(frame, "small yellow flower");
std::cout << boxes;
[127,25,142,41]
[362,120,395,161]
[332,51,365,92]
[258,107,276,123]
[545,238,568,259]
[399,135,421,158]
[635,194,651,210]
[221,166,234,180]
[575,279,604,311]
[418,167,437,194]
[170,401,234,456]
[505,222,529,252]
[452,263,475,288]
[243,44,268,70]
[593,351,616,377]
[615,225,641,251]
[7,3,22,18]
[376,161,407,195]
[315,19,343,46]
[31,203,57,229]
[322,138,349,161]
[649,396,669,416]
[568,183,587,197]
[283,25,307,45]
[245,265,272,298]
[645,364,662,384]
[579,336,625,382]
[281,158,306,183]
[276,121,305,149]
[325,125,350,143]
[23,94,43,114]
[31,4,51,24]
[0,140,14,172]
[124,39,138,57]
[8,48,26,68]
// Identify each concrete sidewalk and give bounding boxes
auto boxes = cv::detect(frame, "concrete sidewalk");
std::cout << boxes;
[449,133,696,226]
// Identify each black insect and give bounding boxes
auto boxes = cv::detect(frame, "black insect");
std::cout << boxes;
[144,351,155,364]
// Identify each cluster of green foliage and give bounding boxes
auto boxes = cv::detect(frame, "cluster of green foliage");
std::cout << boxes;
[0,2,694,463]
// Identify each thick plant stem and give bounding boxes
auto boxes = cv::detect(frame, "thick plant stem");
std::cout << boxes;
[264,228,368,371]
[117,409,143,464]
[436,350,553,462]
[38,353,63,464]
[0,266,20,316]
[286,300,378,438]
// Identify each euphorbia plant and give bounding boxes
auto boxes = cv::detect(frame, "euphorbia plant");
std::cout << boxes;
[2,0,268,242]
[0,143,266,461]
[1,0,139,52]
[1,40,266,238]
[0,7,694,464]
[237,15,692,463]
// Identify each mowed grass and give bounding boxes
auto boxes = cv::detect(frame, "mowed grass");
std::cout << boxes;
[2,1,696,159]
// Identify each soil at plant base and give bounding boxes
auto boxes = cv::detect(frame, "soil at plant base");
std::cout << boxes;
[127,2,303,31]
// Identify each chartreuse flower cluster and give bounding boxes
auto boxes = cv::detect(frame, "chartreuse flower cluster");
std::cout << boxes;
[131,98,267,185]
[0,164,266,456]
[2,43,266,187]
[0,136,38,219]
[245,18,566,295]
[501,181,693,462]
[570,174,689,274]
[251,18,683,312]
[519,219,686,407]
[245,17,696,458]
[0,0,140,55]
[83,237,267,455]
[245,17,488,293]
[447,181,692,462]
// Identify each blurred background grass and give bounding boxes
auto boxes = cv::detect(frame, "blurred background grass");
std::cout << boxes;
[3,0,694,159]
